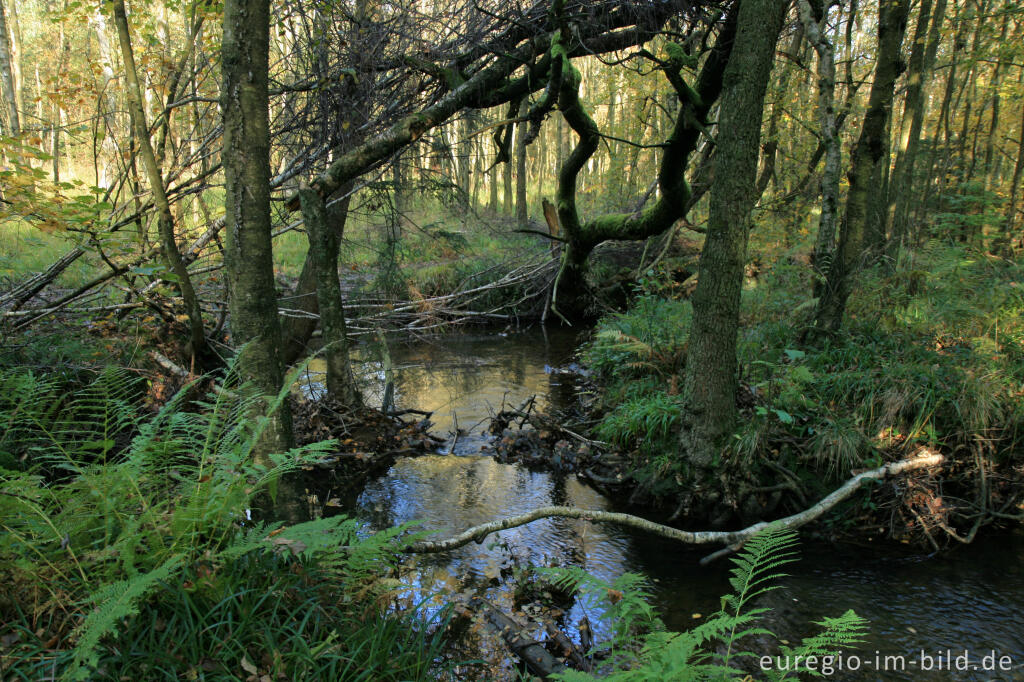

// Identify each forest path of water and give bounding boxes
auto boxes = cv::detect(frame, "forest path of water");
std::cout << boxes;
[298,328,1024,681]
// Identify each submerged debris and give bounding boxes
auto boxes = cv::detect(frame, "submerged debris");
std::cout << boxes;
[291,395,444,494]
[484,397,633,493]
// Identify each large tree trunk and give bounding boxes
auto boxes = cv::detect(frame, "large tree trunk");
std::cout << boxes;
[678,0,787,469]
[112,0,208,363]
[222,0,293,455]
[815,0,910,333]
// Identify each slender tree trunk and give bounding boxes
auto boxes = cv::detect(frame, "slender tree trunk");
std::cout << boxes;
[799,0,842,295]
[49,4,69,183]
[890,0,945,242]
[997,101,1024,253]
[3,0,20,124]
[503,138,514,215]
[756,22,804,202]
[222,0,294,454]
[917,0,965,240]
[488,155,499,212]
[534,118,546,203]
[982,11,1009,193]
[112,0,207,362]
[458,114,471,210]
[679,0,787,469]
[298,186,361,407]
[815,0,911,333]
[515,99,529,229]
[393,150,407,216]
[867,111,893,251]
[0,0,19,135]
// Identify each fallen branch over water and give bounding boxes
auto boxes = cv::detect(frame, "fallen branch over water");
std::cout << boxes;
[406,450,945,562]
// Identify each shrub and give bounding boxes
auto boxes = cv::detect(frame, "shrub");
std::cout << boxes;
[0,363,448,681]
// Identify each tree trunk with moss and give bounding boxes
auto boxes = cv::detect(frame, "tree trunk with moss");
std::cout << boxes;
[298,185,361,407]
[280,185,353,366]
[550,4,739,323]
[679,0,787,470]
[222,0,293,455]
[815,0,910,333]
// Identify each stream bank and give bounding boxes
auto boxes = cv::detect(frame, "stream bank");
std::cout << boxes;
[292,327,1024,680]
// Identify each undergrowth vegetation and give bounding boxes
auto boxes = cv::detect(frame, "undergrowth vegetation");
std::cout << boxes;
[549,527,867,680]
[0,362,449,680]
[584,241,1024,506]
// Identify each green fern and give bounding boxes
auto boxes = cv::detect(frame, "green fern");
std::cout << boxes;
[553,526,865,681]
[720,525,799,667]
[764,610,868,680]
[65,555,185,681]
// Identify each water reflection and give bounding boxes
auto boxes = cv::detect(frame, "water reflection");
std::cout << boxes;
[307,328,1024,679]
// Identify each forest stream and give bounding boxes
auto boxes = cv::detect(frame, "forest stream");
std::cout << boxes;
[297,328,1024,681]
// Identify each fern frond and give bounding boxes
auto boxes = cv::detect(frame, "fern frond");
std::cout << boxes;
[720,526,799,668]
[766,609,869,681]
[66,554,185,680]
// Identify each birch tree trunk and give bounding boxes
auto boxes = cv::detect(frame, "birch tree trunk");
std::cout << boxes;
[815,0,911,333]
[515,99,529,229]
[798,0,842,294]
[0,0,20,135]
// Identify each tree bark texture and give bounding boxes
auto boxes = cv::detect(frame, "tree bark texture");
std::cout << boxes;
[679,0,787,470]
[222,0,293,454]
[297,185,361,407]
[815,0,910,333]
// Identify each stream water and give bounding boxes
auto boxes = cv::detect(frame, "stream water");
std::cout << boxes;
[301,328,1024,680]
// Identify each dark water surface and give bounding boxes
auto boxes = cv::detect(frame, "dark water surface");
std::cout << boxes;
[303,328,1024,680]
